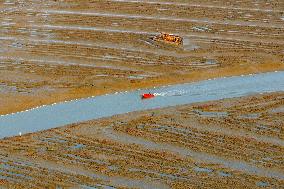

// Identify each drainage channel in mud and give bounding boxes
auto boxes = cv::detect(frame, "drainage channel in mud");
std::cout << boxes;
[102,126,284,180]
[0,71,283,138]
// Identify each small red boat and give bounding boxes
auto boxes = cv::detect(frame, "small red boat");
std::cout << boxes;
[141,93,155,99]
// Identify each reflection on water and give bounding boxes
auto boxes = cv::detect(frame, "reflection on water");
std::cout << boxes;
[256,181,269,187]
[194,167,214,173]
[218,171,232,177]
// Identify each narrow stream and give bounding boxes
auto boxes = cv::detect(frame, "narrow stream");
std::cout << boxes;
[0,71,283,138]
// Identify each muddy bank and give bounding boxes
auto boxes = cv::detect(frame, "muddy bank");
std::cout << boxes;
[1,62,283,115]
[1,0,284,114]
[0,92,283,188]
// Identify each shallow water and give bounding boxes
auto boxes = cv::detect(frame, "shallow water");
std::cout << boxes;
[194,167,214,173]
[256,181,269,187]
[0,71,284,138]
[192,109,228,118]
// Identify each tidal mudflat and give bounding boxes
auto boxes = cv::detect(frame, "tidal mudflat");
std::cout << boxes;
[1,0,284,114]
[0,93,283,188]
[1,0,284,188]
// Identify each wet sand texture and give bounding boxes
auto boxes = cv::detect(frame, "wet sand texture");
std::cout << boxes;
[1,0,284,114]
[0,93,283,188]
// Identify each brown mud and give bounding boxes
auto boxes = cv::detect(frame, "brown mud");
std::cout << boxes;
[1,1,284,187]
[1,0,284,115]
[0,92,283,188]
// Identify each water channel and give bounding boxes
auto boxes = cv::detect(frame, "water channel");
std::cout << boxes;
[0,71,283,138]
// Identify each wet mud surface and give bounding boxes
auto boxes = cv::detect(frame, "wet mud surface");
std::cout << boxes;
[1,0,284,114]
[1,0,284,187]
[0,92,283,188]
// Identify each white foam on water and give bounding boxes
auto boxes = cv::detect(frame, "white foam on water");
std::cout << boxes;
[154,89,191,97]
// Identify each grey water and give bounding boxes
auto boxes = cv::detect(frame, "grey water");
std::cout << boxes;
[0,71,283,138]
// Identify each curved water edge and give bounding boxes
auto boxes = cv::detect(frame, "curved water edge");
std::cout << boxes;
[0,71,284,139]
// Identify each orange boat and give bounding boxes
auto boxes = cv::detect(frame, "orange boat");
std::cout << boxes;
[141,93,155,99]
[153,33,183,45]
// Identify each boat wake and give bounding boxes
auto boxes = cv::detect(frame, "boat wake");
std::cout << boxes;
[154,90,190,97]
